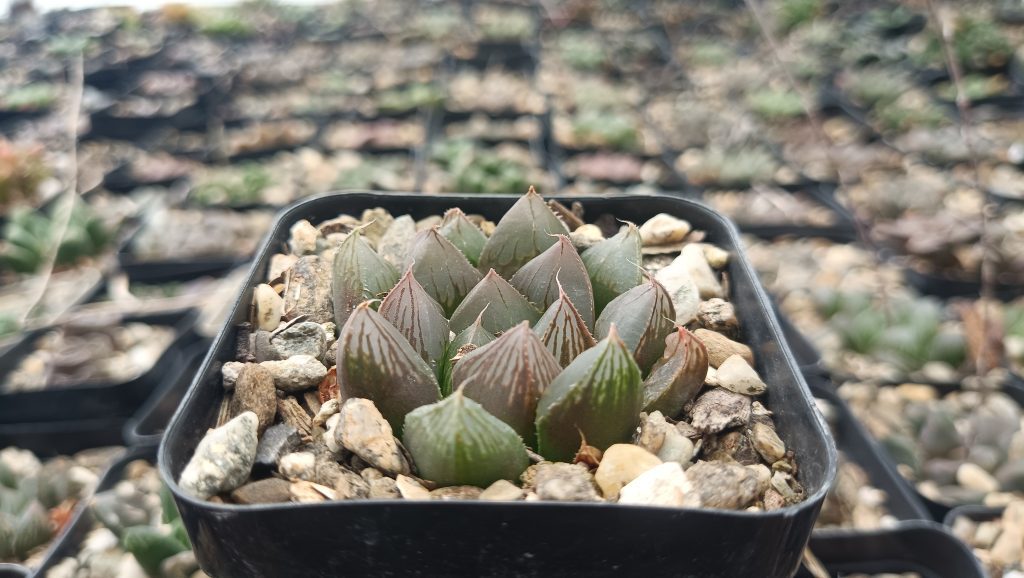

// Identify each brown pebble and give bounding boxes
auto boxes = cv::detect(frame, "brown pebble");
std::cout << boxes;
[282,256,334,324]
[687,461,760,510]
[430,486,484,500]
[231,364,277,434]
[689,388,752,434]
[230,478,292,504]
[693,329,753,368]
[697,299,739,338]
[701,431,760,465]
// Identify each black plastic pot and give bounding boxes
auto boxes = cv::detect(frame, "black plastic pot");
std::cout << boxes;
[33,446,158,576]
[943,503,1004,529]
[903,265,1024,302]
[810,382,931,522]
[124,341,210,447]
[0,418,126,457]
[160,191,837,578]
[0,310,198,424]
[799,521,985,578]
[773,305,828,378]
[0,564,29,578]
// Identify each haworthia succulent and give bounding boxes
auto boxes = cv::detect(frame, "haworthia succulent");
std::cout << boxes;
[403,389,530,488]
[449,270,541,335]
[478,186,568,279]
[642,327,709,416]
[535,326,643,462]
[379,267,450,368]
[533,285,597,368]
[453,322,562,445]
[439,208,487,267]
[594,275,676,374]
[122,525,190,576]
[331,229,399,328]
[510,234,595,330]
[336,302,441,434]
[404,228,483,317]
[581,222,642,315]
[438,313,497,395]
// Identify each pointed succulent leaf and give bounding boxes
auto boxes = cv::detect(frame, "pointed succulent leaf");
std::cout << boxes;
[478,187,568,278]
[0,512,13,559]
[404,228,482,317]
[449,270,541,334]
[439,208,487,267]
[642,327,709,416]
[535,326,643,462]
[379,268,450,367]
[159,485,180,524]
[337,302,441,434]
[403,389,530,488]
[533,286,597,367]
[511,235,595,329]
[122,525,190,576]
[581,223,642,315]
[12,500,52,560]
[453,322,562,445]
[595,276,676,373]
[451,312,496,350]
[331,229,399,327]
[438,313,497,396]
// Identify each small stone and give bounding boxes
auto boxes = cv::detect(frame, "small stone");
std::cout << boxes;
[750,422,786,463]
[686,461,760,509]
[360,208,394,247]
[992,501,1024,567]
[702,430,760,465]
[689,388,752,434]
[269,253,298,281]
[161,550,200,578]
[221,361,244,390]
[996,460,1024,492]
[289,220,321,255]
[480,479,525,501]
[253,284,284,332]
[179,412,259,500]
[697,298,738,337]
[676,244,723,299]
[334,467,370,499]
[260,355,328,393]
[639,213,691,246]
[431,486,483,500]
[252,330,284,362]
[693,329,754,368]
[654,259,701,325]
[532,462,600,502]
[231,364,277,434]
[569,224,604,250]
[919,407,962,458]
[922,458,963,486]
[254,424,301,469]
[967,445,1003,473]
[230,478,292,504]
[313,398,341,428]
[704,366,719,387]
[699,244,730,269]
[618,462,701,507]
[770,470,804,504]
[290,480,336,502]
[746,463,772,495]
[595,444,663,500]
[636,412,694,465]
[324,413,343,453]
[395,474,432,500]
[336,398,410,476]
[763,488,786,510]
[377,215,417,269]
[367,475,400,499]
[279,451,316,481]
[714,355,766,396]
[282,255,334,324]
[272,321,327,359]
[957,462,1000,493]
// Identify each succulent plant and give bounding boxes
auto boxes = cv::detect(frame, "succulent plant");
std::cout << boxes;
[0,85,58,112]
[0,140,48,211]
[191,163,271,207]
[331,188,708,484]
[570,108,639,152]
[914,16,1012,72]
[377,83,444,115]
[1,202,110,275]
[433,140,532,195]
[745,88,804,122]
[94,482,191,576]
[775,0,823,33]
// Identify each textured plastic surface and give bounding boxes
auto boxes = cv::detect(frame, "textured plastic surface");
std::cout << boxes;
[160,191,837,578]
[0,564,29,577]
[800,521,985,578]
[810,382,930,522]
[124,342,210,447]
[33,446,156,575]
[0,310,198,424]
[0,418,125,457]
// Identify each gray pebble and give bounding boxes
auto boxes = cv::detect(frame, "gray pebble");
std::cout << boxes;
[686,461,760,509]
[272,321,328,359]
[260,355,328,393]
[254,423,301,470]
[179,412,259,500]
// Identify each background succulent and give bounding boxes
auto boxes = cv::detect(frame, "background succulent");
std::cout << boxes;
[1,202,111,275]
[330,189,708,486]
[93,479,191,576]
[0,140,48,211]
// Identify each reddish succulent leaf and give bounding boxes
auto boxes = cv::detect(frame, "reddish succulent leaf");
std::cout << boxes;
[581,222,642,315]
[642,327,709,416]
[330,229,399,327]
[379,268,450,366]
[449,269,541,335]
[595,275,676,373]
[533,286,597,367]
[318,366,339,404]
[404,228,482,317]
[439,208,487,267]
[478,186,568,279]
[511,235,595,329]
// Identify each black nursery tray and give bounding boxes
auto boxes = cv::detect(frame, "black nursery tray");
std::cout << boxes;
[904,265,1024,302]
[799,521,985,578]
[0,564,29,578]
[160,191,837,578]
[0,310,198,424]
[810,381,931,524]
[124,341,210,447]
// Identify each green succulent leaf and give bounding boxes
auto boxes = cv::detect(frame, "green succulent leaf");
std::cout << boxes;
[331,229,399,328]
[438,313,497,395]
[0,512,13,559]
[535,325,643,462]
[453,322,562,445]
[379,267,450,367]
[403,389,530,488]
[11,500,52,561]
[404,228,483,317]
[511,234,595,329]
[477,187,568,279]
[449,269,541,335]
[533,284,597,368]
[594,276,676,373]
[439,208,487,267]
[170,517,191,549]
[581,222,642,315]
[337,302,442,434]
[642,327,709,416]
[122,525,189,576]
[160,485,180,525]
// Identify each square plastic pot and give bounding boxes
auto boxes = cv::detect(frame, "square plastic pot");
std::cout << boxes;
[159,191,837,578]
[123,341,210,447]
